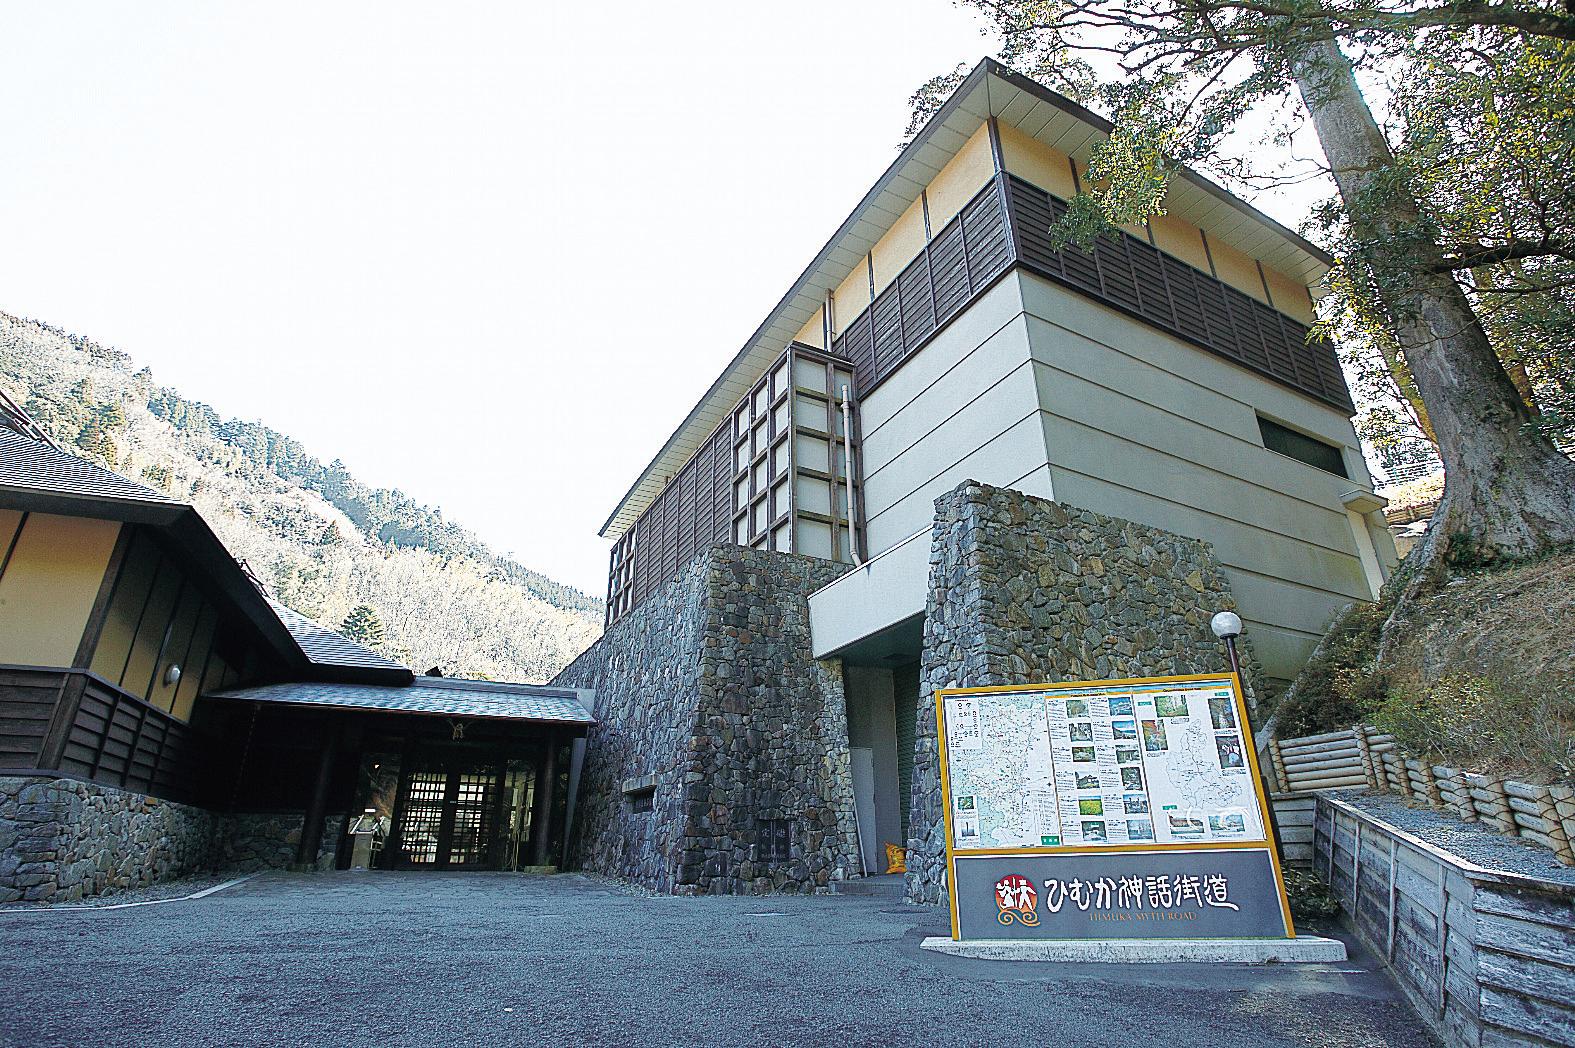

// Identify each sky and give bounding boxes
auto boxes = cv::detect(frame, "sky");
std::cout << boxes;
[0,2,1326,598]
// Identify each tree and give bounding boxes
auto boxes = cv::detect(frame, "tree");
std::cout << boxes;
[318,521,345,547]
[339,604,385,648]
[917,0,1575,579]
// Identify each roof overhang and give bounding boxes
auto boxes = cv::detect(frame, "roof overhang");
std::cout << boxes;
[599,58,1334,540]
[207,678,596,729]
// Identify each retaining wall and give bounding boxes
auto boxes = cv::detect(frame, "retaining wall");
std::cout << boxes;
[1315,793,1575,1047]
[1272,725,1575,867]
[0,775,343,904]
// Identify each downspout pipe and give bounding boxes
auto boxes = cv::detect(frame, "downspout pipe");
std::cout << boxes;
[838,383,863,568]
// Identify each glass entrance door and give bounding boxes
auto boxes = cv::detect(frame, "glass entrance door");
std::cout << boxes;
[389,760,504,869]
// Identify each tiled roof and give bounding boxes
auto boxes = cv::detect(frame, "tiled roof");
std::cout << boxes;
[267,599,410,674]
[208,676,595,725]
[0,428,180,505]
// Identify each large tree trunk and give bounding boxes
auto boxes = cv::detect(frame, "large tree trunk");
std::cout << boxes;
[1292,38,1575,572]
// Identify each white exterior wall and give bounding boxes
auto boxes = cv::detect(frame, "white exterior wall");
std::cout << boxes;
[843,270,1396,681]
[858,277,1053,554]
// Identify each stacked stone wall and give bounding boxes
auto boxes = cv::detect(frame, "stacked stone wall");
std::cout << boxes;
[556,544,860,894]
[0,776,220,903]
[907,481,1261,903]
[0,776,345,904]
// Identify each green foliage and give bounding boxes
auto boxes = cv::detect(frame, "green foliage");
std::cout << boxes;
[1367,671,1575,784]
[1282,868,1342,921]
[339,604,386,648]
[318,521,344,547]
[1272,600,1389,738]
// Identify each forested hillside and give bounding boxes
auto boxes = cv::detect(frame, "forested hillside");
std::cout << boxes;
[0,310,602,682]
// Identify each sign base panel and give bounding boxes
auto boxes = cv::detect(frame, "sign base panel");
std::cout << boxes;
[920,935,1347,964]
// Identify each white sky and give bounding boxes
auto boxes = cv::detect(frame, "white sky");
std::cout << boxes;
[0,2,1327,598]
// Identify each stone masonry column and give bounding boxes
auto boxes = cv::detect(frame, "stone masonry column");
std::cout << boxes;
[905,481,1260,904]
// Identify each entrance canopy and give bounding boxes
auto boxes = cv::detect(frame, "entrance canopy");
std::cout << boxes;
[208,675,595,729]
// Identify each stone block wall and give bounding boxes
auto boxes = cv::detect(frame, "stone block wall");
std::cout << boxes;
[221,812,344,873]
[0,776,221,903]
[556,544,860,894]
[0,776,345,904]
[907,480,1259,903]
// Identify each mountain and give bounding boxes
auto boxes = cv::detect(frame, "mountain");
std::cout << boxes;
[0,310,603,683]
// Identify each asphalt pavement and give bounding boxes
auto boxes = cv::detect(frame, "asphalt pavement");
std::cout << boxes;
[0,871,1436,1048]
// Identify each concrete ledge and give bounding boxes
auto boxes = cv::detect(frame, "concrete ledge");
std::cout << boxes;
[920,936,1347,963]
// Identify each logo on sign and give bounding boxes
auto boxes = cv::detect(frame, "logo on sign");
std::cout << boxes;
[993,874,1040,926]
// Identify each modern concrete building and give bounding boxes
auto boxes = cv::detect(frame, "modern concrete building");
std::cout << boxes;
[556,60,1395,898]
[0,423,593,903]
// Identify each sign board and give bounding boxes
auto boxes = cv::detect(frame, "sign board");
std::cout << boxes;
[936,674,1294,940]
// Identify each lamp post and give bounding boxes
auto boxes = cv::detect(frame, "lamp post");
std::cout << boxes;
[1211,610,1244,681]
[1210,609,1287,860]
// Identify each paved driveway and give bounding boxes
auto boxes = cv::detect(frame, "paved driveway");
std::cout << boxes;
[0,872,1434,1048]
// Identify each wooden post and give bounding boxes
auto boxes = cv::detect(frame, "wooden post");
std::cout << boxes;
[1268,737,1289,793]
[295,720,340,869]
[529,734,559,867]
[1352,725,1376,789]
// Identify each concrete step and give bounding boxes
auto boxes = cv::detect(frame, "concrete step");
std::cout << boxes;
[831,874,906,897]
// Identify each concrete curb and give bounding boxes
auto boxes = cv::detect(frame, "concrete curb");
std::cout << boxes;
[919,935,1348,963]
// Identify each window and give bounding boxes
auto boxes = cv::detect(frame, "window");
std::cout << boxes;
[1258,417,1348,478]
[757,818,792,862]
[627,786,655,814]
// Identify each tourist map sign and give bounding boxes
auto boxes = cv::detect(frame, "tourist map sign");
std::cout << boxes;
[936,674,1295,941]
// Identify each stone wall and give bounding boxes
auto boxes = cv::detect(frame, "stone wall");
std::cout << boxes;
[220,812,344,873]
[556,544,860,894]
[907,481,1258,903]
[0,776,345,904]
[0,776,221,903]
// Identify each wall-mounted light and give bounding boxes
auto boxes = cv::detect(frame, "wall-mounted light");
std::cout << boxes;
[163,664,182,687]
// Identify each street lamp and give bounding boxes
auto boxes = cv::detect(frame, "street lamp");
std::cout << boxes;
[1211,609,1287,856]
[1210,610,1243,681]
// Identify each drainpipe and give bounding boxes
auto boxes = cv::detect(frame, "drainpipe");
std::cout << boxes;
[838,383,863,568]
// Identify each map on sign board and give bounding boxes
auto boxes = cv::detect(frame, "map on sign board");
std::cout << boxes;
[942,677,1262,851]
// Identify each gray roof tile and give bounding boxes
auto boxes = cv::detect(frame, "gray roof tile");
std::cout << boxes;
[267,599,410,673]
[209,676,595,724]
[0,428,180,504]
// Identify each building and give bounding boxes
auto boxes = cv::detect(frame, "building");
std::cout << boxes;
[0,424,594,903]
[553,60,1396,898]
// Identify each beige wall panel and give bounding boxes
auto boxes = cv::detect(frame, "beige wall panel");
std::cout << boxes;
[793,306,826,350]
[1150,213,1212,272]
[89,532,160,683]
[0,514,120,668]
[997,123,1077,199]
[865,414,1054,553]
[171,605,217,721]
[1262,265,1317,325]
[831,260,871,338]
[122,568,181,700]
[869,195,928,297]
[1018,272,1359,446]
[0,510,21,559]
[924,123,995,231]
[147,587,203,713]
[1208,236,1270,303]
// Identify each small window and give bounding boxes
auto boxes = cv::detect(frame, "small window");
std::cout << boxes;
[1258,417,1348,478]
[627,786,655,814]
[757,818,792,862]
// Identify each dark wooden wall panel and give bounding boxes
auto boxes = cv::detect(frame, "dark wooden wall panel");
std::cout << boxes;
[1,666,210,804]
[0,667,62,770]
